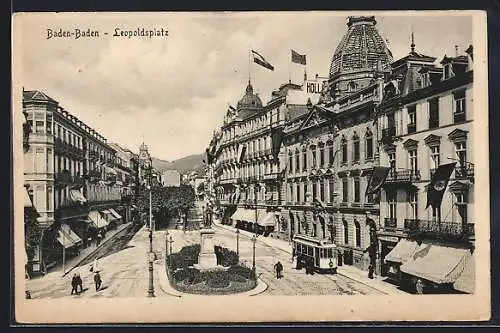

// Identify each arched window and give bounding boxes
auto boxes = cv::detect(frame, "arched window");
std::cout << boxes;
[352,132,360,162]
[365,128,373,159]
[354,220,361,247]
[295,148,300,172]
[310,145,317,168]
[302,146,307,171]
[343,219,349,245]
[318,142,325,167]
[327,140,334,166]
[341,136,348,164]
[288,151,293,174]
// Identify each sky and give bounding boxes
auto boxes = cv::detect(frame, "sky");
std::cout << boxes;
[16,12,473,161]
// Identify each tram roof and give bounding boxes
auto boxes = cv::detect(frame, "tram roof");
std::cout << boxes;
[292,235,336,248]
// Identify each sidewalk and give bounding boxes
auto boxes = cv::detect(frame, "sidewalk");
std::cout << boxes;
[213,219,408,295]
[155,229,268,297]
[57,222,133,277]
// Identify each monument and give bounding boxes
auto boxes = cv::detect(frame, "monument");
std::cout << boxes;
[195,202,218,270]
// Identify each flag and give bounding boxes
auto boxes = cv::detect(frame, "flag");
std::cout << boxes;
[365,167,391,196]
[251,50,274,71]
[271,128,284,157]
[426,162,456,209]
[291,49,306,65]
[238,145,247,164]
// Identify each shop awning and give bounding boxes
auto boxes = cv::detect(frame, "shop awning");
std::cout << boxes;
[24,189,33,208]
[100,210,118,222]
[400,243,472,284]
[384,239,420,264]
[69,189,87,203]
[453,254,475,294]
[231,208,262,223]
[56,224,83,249]
[258,212,278,227]
[108,208,122,219]
[88,210,108,229]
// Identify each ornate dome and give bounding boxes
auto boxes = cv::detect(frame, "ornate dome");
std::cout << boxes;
[139,142,148,152]
[236,81,263,110]
[329,16,393,78]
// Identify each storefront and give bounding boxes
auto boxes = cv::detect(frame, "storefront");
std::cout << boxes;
[378,235,404,277]
[400,242,472,294]
[56,223,83,258]
[382,238,420,281]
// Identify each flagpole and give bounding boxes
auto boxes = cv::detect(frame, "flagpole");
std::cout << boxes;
[248,47,251,82]
[288,49,291,83]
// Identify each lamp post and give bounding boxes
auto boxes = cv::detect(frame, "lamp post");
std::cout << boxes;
[235,228,240,256]
[168,236,174,256]
[252,199,258,274]
[147,183,155,298]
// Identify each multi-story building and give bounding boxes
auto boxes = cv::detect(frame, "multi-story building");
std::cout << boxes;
[109,142,137,224]
[162,170,181,187]
[375,42,475,292]
[23,90,126,274]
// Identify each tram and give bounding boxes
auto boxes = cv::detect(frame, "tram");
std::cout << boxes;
[292,234,338,274]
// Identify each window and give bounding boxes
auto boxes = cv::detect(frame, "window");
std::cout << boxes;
[354,177,360,203]
[46,115,53,134]
[455,192,468,222]
[354,220,361,247]
[428,98,439,129]
[327,141,335,165]
[365,132,373,160]
[454,90,466,123]
[312,181,317,200]
[388,192,397,220]
[408,191,418,219]
[342,137,348,164]
[320,181,325,202]
[35,121,44,134]
[366,176,374,204]
[343,220,349,244]
[342,178,348,202]
[296,183,300,202]
[388,152,396,171]
[288,152,293,174]
[63,128,67,142]
[409,149,418,172]
[35,147,45,173]
[46,185,53,211]
[329,179,335,203]
[407,105,417,133]
[444,64,452,80]
[431,207,439,221]
[47,148,53,173]
[311,146,317,168]
[353,134,360,162]
[295,151,300,172]
[455,142,467,167]
[302,147,307,171]
[430,145,440,177]
[319,144,325,167]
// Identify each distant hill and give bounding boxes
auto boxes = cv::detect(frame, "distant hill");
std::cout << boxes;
[152,154,204,175]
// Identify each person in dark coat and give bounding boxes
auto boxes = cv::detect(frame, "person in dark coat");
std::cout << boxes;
[76,272,83,293]
[94,272,102,291]
[71,273,79,295]
[364,229,378,279]
[274,261,283,279]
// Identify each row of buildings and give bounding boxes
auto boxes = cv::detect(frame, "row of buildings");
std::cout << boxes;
[204,16,475,293]
[22,90,164,275]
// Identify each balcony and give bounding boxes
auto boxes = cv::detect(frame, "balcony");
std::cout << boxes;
[381,126,396,143]
[263,172,280,181]
[384,218,397,229]
[455,164,474,180]
[220,178,237,185]
[404,219,473,241]
[385,169,421,184]
[407,123,416,134]
[454,112,466,123]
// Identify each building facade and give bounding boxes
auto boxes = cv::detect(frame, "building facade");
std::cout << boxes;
[23,90,128,274]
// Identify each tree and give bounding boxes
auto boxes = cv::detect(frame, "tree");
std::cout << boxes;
[133,185,195,229]
[24,207,42,265]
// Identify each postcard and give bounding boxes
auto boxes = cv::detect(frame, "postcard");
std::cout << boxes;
[12,10,490,323]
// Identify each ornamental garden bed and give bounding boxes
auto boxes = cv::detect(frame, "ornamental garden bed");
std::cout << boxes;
[166,244,257,295]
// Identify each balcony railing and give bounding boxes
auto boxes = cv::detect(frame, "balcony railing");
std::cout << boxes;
[385,169,421,183]
[455,164,474,180]
[404,219,474,240]
[384,218,397,229]
[454,112,466,123]
[381,126,396,143]
[407,123,416,134]
[263,172,280,180]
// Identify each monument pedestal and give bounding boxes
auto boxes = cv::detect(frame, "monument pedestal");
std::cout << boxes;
[196,228,218,269]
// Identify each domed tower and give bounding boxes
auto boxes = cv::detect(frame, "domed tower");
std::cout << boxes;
[236,80,263,118]
[328,16,393,100]
[138,142,151,168]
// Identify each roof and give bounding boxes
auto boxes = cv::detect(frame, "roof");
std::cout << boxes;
[329,16,393,78]
[23,90,58,103]
[285,104,309,121]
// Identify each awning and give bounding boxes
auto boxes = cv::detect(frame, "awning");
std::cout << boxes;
[231,208,262,223]
[105,165,118,175]
[24,189,33,208]
[100,210,118,222]
[88,210,108,229]
[384,239,420,264]
[258,212,278,227]
[69,189,87,203]
[108,208,122,219]
[400,243,472,284]
[56,224,83,249]
[453,254,475,294]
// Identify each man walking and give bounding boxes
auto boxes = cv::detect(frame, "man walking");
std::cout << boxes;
[76,272,83,293]
[94,271,102,291]
[70,273,79,295]
[274,261,283,279]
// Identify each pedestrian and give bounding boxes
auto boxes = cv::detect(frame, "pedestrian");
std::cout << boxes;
[70,273,79,295]
[76,272,83,293]
[91,258,100,273]
[291,247,296,263]
[277,261,283,279]
[94,271,102,291]
[96,232,102,247]
[274,261,282,279]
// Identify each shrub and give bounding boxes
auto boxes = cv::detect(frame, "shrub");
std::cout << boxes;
[168,253,184,270]
[180,244,201,259]
[214,246,239,267]
[227,265,256,280]
[205,270,230,288]
[228,273,247,283]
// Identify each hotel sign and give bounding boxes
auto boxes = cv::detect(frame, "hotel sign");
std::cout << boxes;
[305,78,328,95]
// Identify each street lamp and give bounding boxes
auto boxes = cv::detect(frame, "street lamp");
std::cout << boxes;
[235,228,240,256]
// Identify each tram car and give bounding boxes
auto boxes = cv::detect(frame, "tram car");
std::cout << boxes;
[292,235,337,274]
